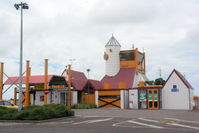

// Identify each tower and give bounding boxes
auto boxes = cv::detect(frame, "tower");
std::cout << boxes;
[104,35,121,76]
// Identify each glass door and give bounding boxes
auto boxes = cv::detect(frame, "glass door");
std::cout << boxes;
[147,89,159,110]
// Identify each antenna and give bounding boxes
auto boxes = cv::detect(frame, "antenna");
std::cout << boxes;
[158,67,162,78]
[132,43,135,50]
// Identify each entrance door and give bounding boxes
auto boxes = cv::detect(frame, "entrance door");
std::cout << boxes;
[147,89,159,110]
[60,93,66,105]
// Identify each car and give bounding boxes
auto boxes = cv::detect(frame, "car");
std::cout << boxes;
[0,100,18,109]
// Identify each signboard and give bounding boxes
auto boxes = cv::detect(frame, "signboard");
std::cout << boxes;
[171,88,179,92]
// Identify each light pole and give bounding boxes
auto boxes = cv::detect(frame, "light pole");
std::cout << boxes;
[14,2,29,111]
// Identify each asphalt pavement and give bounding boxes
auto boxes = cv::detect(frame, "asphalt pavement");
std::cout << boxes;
[0,109,199,133]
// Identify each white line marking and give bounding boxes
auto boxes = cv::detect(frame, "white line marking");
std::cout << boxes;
[138,118,159,123]
[72,118,112,125]
[167,123,199,130]
[164,118,199,124]
[127,120,164,129]
[112,121,128,127]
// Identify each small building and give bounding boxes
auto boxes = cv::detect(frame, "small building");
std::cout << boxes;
[162,69,194,110]
[4,75,67,105]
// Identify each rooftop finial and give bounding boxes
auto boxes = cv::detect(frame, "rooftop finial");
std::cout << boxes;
[112,33,114,37]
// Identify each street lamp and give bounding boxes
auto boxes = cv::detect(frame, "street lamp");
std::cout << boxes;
[86,68,91,93]
[14,2,29,111]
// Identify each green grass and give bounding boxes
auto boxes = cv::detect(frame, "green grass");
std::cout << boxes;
[0,104,74,120]
[72,104,97,109]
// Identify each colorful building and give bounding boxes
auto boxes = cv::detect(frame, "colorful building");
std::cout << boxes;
[1,35,196,110]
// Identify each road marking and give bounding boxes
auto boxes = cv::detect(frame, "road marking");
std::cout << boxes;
[138,118,159,123]
[112,121,129,127]
[164,118,199,124]
[0,123,30,126]
[127,120,164,129]
[167,123,199,130]
[72,118,112,125]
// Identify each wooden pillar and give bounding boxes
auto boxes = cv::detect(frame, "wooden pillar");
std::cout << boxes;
[25,60,30,106]
[44,59,48,104]
[0,63,4,100]
[14,87,17,105]
[67,64,72,108]
[135,48,138,74]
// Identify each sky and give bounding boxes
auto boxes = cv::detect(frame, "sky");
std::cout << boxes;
[0,0,199,99]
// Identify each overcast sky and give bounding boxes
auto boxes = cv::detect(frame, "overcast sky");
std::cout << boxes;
[1,0,199,99]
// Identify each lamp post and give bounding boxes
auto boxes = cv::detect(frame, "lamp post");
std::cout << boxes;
[86,69,91,103]
[14,2,29,111]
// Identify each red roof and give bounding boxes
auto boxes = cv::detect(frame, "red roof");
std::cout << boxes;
[101,68,136,89]
[71,70,88,91]
[88,79,103,89]
[4,75,54,85]
[164,69,193,89]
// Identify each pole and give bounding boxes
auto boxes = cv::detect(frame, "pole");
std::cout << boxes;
[0,63,4,100]
[14,87,17,105]
[44,59,48,104]
[25,60,30,106]
[67,64,71,108]
[18,5,23,111]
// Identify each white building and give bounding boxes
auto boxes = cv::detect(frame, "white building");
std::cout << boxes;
[162,69,194,110]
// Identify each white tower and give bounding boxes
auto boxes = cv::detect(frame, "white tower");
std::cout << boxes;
[104,35,121,76]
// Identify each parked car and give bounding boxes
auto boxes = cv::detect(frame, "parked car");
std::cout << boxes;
[0,100,18,109]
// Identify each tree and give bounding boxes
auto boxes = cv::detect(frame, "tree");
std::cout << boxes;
[154,78,166,85]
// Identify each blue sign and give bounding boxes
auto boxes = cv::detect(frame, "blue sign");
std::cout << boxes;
[171,88,179,92]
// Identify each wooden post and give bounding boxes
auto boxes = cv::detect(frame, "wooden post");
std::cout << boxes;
[14,87,17,105]
[25,60,30,106]
[0,63,4,100]
[67,64,72,108]
[44,59,48,104]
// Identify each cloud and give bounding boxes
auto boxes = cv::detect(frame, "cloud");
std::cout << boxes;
[1,0,199,99]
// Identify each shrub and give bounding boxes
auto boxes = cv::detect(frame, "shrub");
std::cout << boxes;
[0,107,18,120]
[0,104,74,120]
[72,104,97,109]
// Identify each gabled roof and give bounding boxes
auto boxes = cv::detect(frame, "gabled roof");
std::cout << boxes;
[105,35,121,47]
[164,69,193,89]
[4,75,55,85]
[70,70,88,91]
[88,79,103,89]
[62,69,103,91]
[101,68,136,89]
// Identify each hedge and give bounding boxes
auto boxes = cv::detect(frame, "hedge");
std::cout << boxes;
[0,104,74,120]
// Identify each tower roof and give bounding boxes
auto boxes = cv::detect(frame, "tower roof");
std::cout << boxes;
[105,35,121,47]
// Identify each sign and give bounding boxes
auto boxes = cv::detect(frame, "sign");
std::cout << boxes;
[44,89,49,94]
[171,88,179,92]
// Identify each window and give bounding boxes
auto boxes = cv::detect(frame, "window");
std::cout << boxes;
[120,52,135,61]
[40,96,44,102]
[173,85,177,88]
